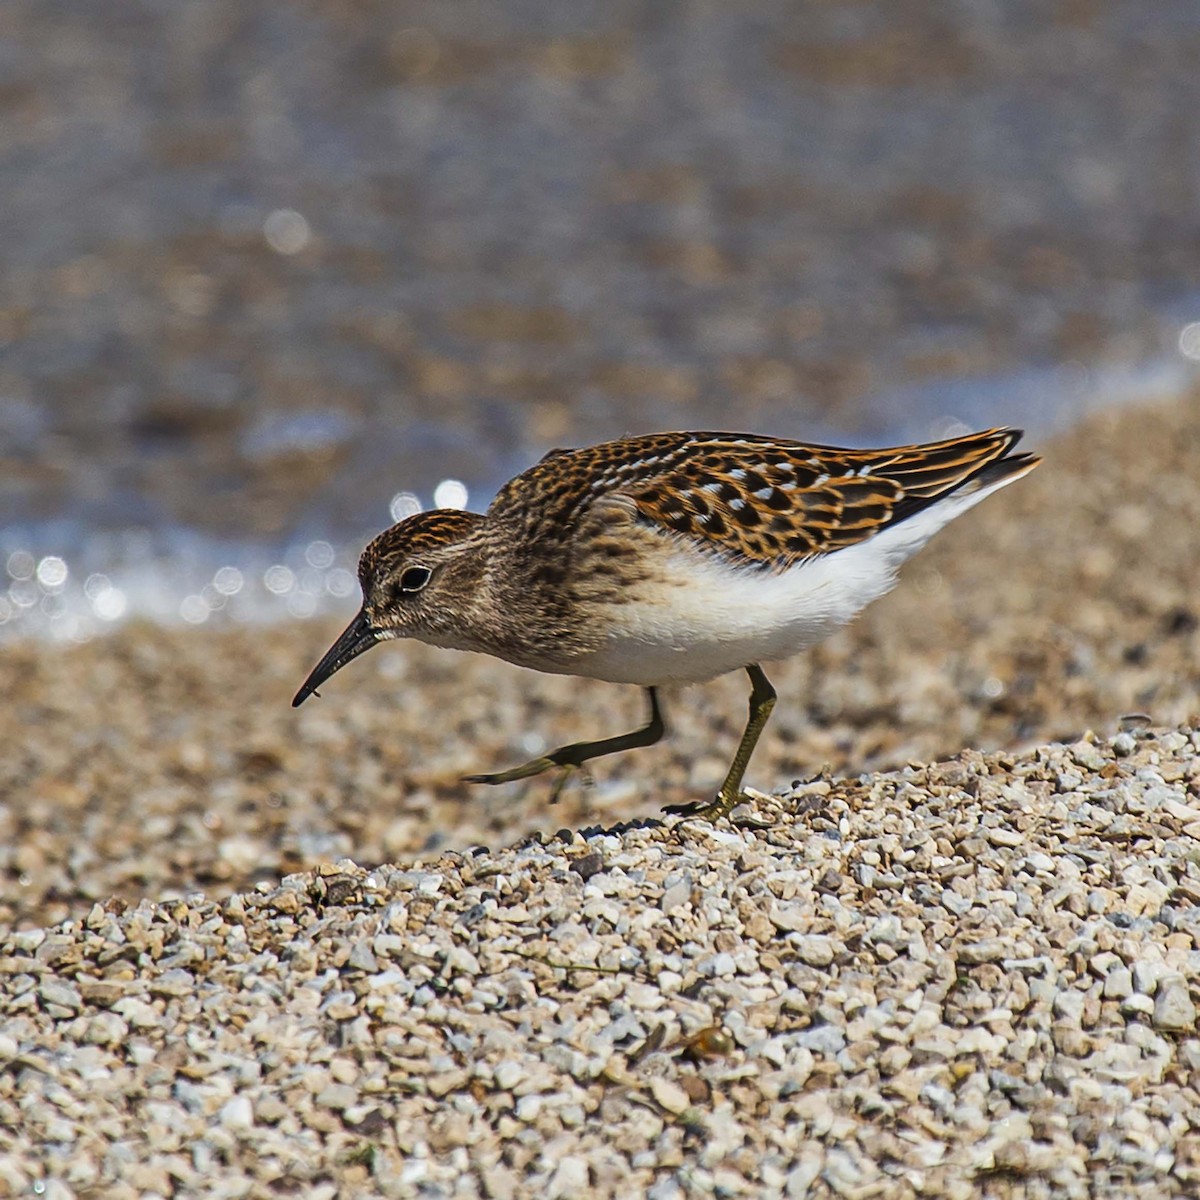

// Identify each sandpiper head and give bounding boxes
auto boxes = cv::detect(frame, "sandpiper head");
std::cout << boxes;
[292,509,484,706]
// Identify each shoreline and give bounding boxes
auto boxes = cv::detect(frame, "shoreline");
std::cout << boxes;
[4,349,1195,650]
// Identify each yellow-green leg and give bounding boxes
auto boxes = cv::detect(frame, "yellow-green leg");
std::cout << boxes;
[665,664,776,821]
[464,687,666,804]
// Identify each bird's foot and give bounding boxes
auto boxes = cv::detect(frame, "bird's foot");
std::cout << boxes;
[464,755,593,804]
[662,786,746,823]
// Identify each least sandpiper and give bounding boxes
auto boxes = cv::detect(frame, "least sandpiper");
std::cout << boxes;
[294,428,1038,819]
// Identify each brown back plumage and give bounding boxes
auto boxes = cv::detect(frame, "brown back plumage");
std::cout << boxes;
[491,427,1037,568]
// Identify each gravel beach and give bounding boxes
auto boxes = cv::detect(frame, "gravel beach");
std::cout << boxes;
[3,730,1200,1197]
[2,393,1200,1195]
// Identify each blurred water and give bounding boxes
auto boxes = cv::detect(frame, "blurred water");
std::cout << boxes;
[2,0,1199,641]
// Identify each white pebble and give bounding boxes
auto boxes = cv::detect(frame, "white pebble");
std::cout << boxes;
[219,1096,254,1130]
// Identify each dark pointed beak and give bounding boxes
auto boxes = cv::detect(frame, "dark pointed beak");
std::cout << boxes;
[292,609,379,707]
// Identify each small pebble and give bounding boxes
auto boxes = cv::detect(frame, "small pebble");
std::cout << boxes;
[649,1078,690,1115]
[220,1096,254,1131]
[1153,978,1197,1032]
[795,936,836,967]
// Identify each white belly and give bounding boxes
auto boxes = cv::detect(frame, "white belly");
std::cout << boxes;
[564,478,1002,686]
[567,544,889,684]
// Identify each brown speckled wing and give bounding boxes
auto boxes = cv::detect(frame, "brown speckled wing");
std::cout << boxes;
[489,431,710,535]
[623,428,1033,566]
[490,427,1034,571]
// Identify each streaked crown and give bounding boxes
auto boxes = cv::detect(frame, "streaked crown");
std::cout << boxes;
[357,508,485,637]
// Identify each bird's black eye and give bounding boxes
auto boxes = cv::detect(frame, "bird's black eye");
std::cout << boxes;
[399,566,432,593]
